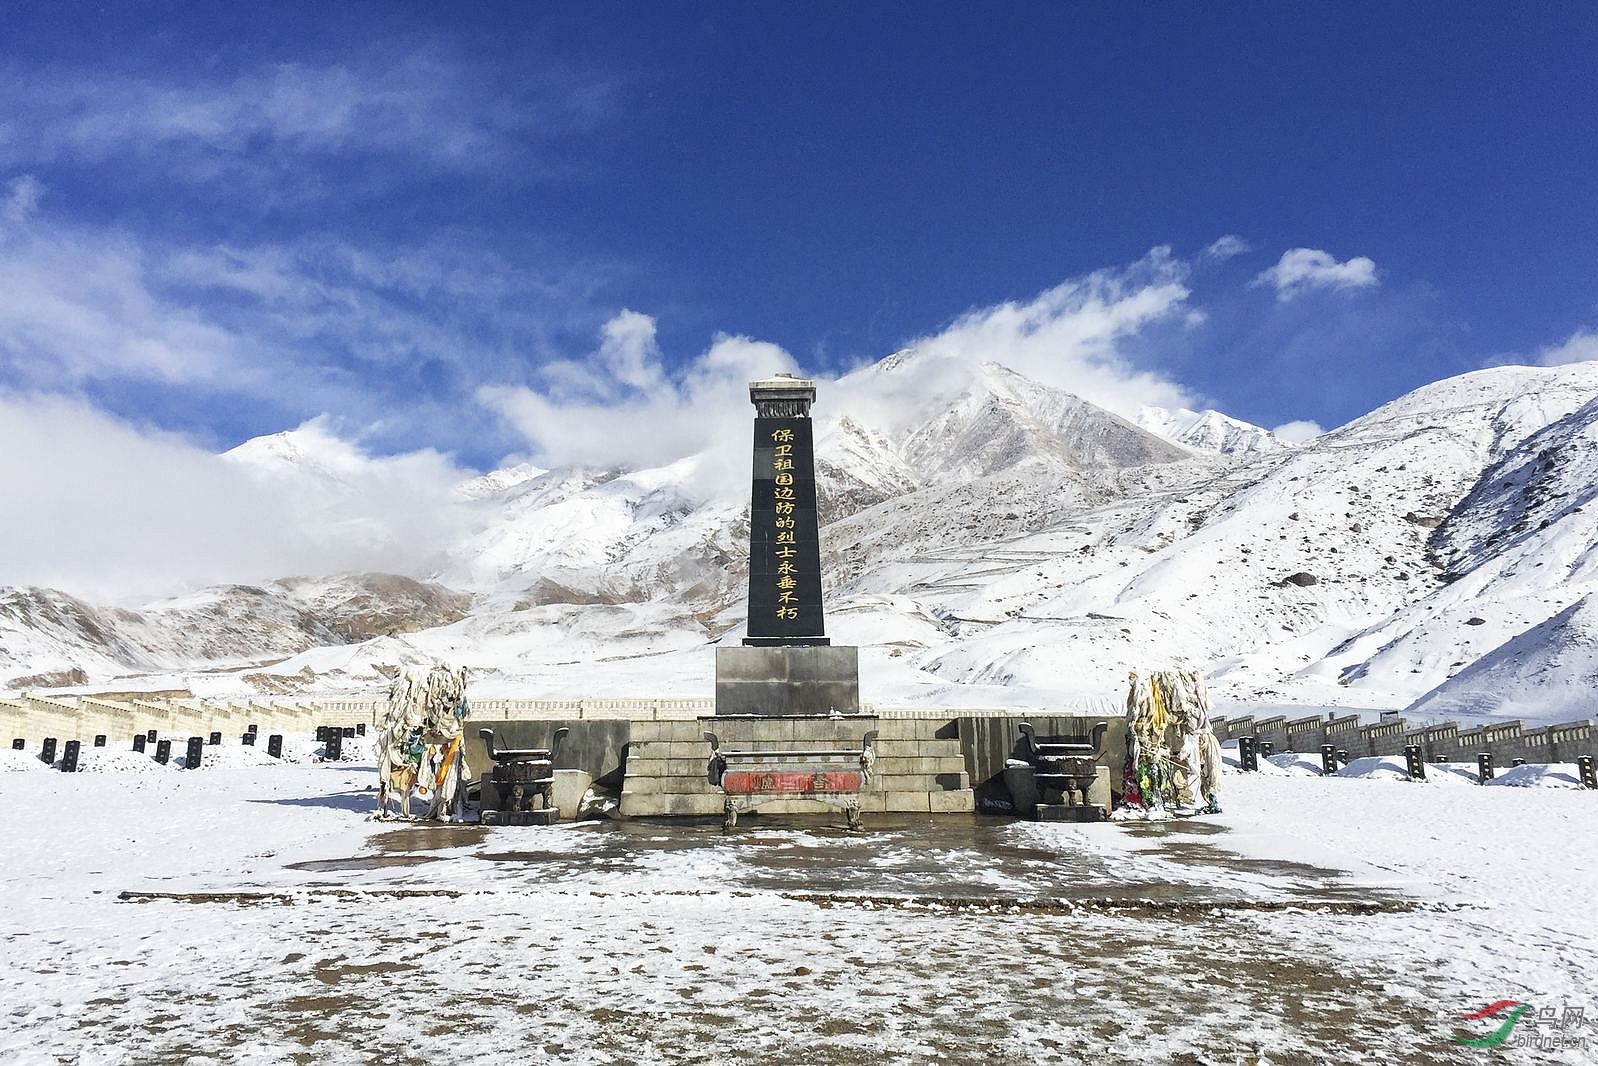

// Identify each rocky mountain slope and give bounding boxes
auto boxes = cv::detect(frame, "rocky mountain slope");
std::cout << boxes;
[0,575,469,689]
[4,351,1597,723]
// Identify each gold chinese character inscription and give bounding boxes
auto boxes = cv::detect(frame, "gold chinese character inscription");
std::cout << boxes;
[776,530,796,544]
[776,607,798,620]
[774,472,793,486]
[775,501,795,515]
[773,457,794,472]
[774,486,796,501]
[771,429,795,443]
[774,444,793,457]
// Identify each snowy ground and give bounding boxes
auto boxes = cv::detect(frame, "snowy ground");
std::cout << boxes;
[2,741,1595,1065]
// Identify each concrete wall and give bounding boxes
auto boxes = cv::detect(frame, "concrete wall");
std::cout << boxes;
[1405,724,1459,761]
[1362,719,1409,757]
[1220,716,1254,742]
[1284,716,1325,753]
[1324,715,1362,753]
[954,715,1126,803]
[464,719,630,785]
[7,694,1596,786]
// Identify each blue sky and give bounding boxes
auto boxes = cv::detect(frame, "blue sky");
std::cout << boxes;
[2,3,1596,472]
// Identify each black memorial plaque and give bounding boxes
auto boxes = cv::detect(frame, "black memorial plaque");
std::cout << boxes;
[93,734,107,748]
[242,731,255,746]
[324,731,343,761]
[132,734,146,753]
[146,729,158,743]
[208,731,221,746]
[745,417,827,646]
[11,738,23,751]
[154,739,171,765]
[61,740,80,773]
[186,736,204,769]
[267,734,283,759]
[40,738,57,765]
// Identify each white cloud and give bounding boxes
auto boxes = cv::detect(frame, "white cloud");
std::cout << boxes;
[2,174,42,223]
[846,247,1198,425]
[0,50,612,181]
[1536,328,1598,367]
[0,394,479,602]
[1271,419,1324,444]
[480,249,1203,492]
[1254,248,1379,301]
[0,214,238,383]
[1203,235,1251,261]
[479,314,800,493]
[0,200,608,456]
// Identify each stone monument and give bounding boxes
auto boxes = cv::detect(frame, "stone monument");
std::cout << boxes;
[715,375,860,716]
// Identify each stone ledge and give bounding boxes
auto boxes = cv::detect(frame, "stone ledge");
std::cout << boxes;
[868,772,970,792]
[622,757,708,778]
[618,791,723,818]
[618,775,718,796]
[929,789,976,813]
[882,791,931,813]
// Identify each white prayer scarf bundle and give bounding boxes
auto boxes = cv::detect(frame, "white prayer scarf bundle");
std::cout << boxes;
[375,664,470,820]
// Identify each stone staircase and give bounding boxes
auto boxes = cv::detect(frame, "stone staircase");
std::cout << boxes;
[618,715,975,818]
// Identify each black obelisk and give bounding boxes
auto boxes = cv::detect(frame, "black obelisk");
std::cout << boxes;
[715,375,858,715]
[744,375,828,646]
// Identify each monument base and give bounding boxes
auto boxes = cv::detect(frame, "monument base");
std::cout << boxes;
[715,645,859,717]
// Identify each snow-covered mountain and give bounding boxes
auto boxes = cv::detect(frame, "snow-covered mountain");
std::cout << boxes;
[0,575,469,689]
[1135,405,1287,455]
[4,351,1598,723]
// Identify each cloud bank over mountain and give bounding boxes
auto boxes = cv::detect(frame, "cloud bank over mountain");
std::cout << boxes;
[0,394,474,602]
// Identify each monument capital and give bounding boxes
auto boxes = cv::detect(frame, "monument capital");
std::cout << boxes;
[748,374,817,418]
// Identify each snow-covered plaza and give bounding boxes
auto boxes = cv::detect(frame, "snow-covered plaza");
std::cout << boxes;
[3,745,1593,1065]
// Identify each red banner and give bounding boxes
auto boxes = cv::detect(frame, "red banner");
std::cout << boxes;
[721,769,864,795]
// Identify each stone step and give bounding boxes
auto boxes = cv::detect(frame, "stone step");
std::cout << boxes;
[628,755,960,774]
[875,741,958,757]
[626,741,967,761]
[619,789,978,818]
[618,790,723,818]
[868,771,970,792]
[619,775,719,796]
[870,756,967,774]
[878,789,976,814]
[622,768,970,793]
[624,753,966,778]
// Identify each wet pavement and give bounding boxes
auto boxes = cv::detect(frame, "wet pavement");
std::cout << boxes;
[304,812,1401,909]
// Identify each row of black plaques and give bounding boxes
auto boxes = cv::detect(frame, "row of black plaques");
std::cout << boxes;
[15,724,363,770]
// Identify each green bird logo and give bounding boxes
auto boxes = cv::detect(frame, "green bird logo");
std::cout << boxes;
[1451,1000,1529,1049]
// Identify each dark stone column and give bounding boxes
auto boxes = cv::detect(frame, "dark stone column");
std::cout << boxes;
[744,377,828,647]
[716,375,861,716]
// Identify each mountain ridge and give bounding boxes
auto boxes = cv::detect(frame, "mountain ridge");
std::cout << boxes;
[4,356,1597,721]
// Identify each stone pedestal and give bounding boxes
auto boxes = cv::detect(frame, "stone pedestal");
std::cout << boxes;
[715,645,860,717]
[616,713,975,818]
